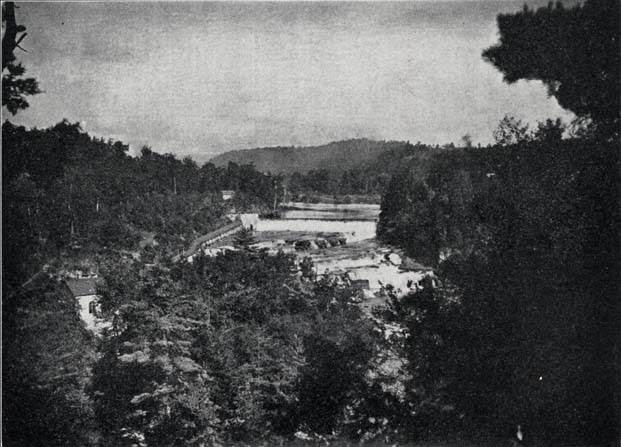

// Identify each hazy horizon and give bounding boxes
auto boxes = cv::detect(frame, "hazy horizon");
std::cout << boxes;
[8,1,574,159]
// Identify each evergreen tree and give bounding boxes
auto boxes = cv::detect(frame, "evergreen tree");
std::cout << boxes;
[92,265,220,447]
[2,277,97,446]
[2,2,41,114]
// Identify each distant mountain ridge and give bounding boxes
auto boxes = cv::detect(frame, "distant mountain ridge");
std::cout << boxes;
[207,139,415,174]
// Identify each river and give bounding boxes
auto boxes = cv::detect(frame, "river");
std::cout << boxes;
[256,202,379,242]
[253,202,430,301]
[279,202,381,220]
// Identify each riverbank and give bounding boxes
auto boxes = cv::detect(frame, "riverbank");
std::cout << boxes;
[211,203,431,304]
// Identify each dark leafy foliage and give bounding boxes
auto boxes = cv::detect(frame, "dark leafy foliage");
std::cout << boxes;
[287,142,441,198]
[92,264,218,447]
[2,278,97,447]
[2,62,41,114]
[483,0,620,137]
[2,2,41,115]
[379,132,619,445]
[2,120,278,287]
[93,251,379,445]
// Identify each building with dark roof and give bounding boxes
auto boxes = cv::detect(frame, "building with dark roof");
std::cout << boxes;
[64,277,98,297]
[63,277,108,334]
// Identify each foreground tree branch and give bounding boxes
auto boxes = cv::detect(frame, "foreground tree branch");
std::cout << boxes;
[482,0,620,137]
[2,1,40,114]
[2,2,28,71]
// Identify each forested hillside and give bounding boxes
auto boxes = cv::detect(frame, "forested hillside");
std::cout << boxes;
[209,139,419,175]
[286,142,441,200]
[2,90,405,447]
[2,120,279,288]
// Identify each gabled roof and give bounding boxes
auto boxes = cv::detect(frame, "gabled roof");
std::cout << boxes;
[64,277,99,297]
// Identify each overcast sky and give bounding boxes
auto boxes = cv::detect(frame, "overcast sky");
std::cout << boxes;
[9,1,573,159]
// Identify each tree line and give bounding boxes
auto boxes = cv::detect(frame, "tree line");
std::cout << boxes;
[377,0,619,444]
[2,119,280,288]
[286,143,441,201]
[378,126,618,444]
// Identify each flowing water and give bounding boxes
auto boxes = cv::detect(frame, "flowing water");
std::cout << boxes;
[255,203,430,298]
[279,202,381,221]
[256,202,379,242]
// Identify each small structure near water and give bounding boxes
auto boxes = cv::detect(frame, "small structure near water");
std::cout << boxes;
[63,276,109,334]
[350,279,370,290]
[221,190,235,201]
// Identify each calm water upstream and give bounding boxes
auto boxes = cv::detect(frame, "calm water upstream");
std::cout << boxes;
[280,202,380,220]
[253,203,428,295]
[256,203,380,243]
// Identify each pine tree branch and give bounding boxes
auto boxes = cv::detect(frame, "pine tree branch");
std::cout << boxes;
[2,2,22,70]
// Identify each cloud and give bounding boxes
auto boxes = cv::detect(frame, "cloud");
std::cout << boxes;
[11,1,572,160]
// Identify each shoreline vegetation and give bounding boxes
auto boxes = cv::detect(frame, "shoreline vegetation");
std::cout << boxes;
[3,0,619,446]
[5,117,616,446]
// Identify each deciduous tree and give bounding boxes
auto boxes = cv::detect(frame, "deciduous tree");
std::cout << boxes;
[482,0,620,136]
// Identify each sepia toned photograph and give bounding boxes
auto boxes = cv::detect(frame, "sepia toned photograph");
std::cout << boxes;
[2,1,619,446]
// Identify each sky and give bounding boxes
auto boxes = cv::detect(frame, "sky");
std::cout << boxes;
[8,1,573,160]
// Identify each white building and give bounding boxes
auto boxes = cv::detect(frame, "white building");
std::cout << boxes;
[221,190,236,201]
[64,277,109,334]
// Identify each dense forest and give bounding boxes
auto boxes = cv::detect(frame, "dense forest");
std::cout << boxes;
[285,143,440,201]
[378,123,619,445]
[2,120,392,446]
[377,0,620,444]
[92,251,385,446]
[211,139,452,201]
[3,0,620,446]
[2,4,398,442]
[2,119,281,288]
[5,246,397,446]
